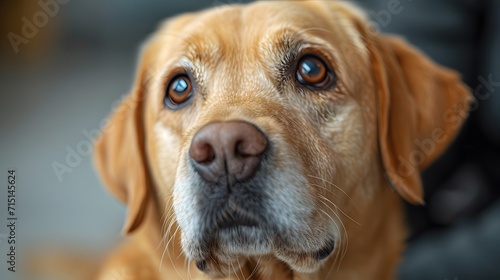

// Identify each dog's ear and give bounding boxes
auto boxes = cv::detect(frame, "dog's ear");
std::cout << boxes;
[365,33,471,204]
[93,49,153,234]
[318,1,471,203]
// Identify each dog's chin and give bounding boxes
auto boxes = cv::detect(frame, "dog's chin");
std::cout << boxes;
[183,225,336,277]
[217,225,273,254]
[274,241,336,273]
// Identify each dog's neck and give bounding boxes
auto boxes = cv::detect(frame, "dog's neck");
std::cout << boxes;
[133,179,406,280]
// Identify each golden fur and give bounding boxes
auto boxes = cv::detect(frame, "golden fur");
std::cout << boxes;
[93,1,471,279]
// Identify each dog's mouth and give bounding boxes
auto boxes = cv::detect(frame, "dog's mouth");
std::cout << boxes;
[186,190,339,275]
[216,208,260,229]
[175,155,339,275]
[314,239,336,260]
[181,199,339,278]
[195,233,336,275]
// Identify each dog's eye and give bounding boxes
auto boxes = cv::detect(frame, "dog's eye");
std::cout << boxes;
[165,74,193,108]
[296,55,335,88]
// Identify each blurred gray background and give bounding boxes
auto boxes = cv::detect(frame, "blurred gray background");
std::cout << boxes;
[1,1,499,280]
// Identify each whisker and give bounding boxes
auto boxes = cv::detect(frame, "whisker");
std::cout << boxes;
[308,175,353,201]
[317,196,349,271]
[230,258,240,280]
[311,183,344,200]
[159,210,177,250]
[308,174,360,211]
[187,258,192,280]
[164,225,186,280]
[245,256,261,280]
[318,208,342,275]
[157,195,175,251]
[317,193,361,226]
[236,257,245,280]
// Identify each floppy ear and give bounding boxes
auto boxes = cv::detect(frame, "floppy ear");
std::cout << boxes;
[93,58,151,234]
[367,35,472,204]
[316,0,471,204]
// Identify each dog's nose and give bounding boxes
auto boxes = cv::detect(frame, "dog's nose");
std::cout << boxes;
[189,121,268,184]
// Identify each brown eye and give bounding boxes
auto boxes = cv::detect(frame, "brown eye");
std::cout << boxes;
[166,74,193,108]
[296,55,334,88]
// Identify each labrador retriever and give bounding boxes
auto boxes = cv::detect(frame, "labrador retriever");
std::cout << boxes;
[94,1,471,279]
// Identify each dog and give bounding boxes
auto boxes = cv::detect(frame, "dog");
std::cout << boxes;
[93,1,471,279]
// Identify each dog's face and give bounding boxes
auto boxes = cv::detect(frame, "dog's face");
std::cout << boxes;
[94,1,471,278]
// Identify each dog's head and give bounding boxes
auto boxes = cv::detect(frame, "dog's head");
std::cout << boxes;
[94,1,471,277]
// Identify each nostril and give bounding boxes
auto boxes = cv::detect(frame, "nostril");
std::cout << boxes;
[190,143,215,164]
[235,135,267,158]
[235,140,248,157]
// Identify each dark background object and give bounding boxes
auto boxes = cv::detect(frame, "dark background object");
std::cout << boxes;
[356,0,500,279]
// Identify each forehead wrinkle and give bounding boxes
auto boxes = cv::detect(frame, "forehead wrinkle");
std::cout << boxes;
[175,34,229,99]
[178,42,244,104]
[175,6,246,90]
[178,6,244,67]
[262,28,310,60]
[182,36,223,66]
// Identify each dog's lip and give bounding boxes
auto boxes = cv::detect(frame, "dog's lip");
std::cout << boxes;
[314,239,335,260]
[215,206,261,229]
[217,213,259,229]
